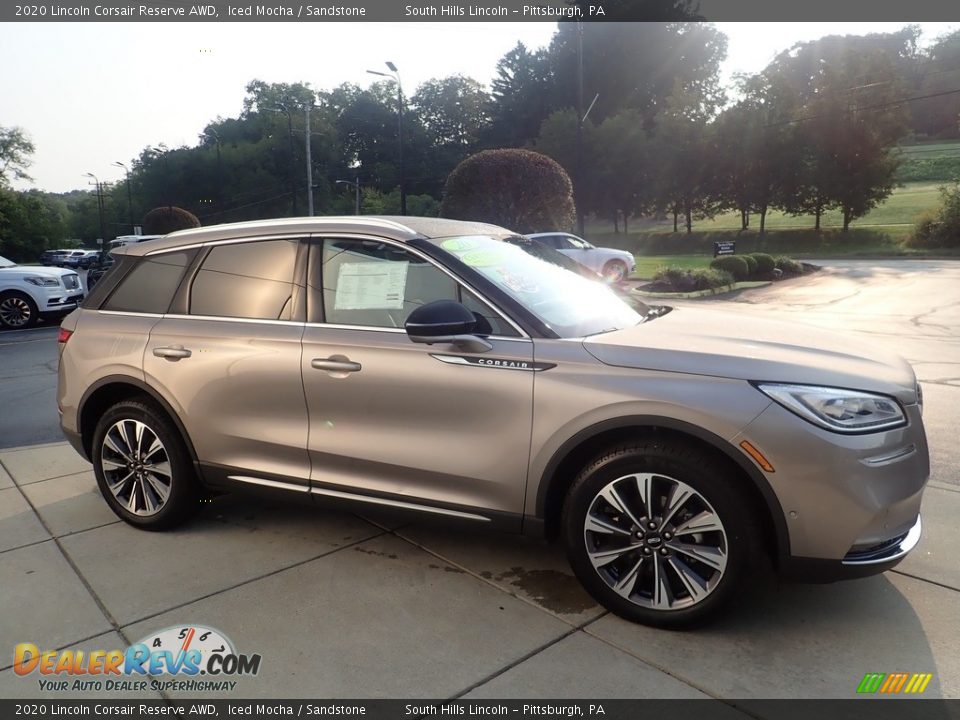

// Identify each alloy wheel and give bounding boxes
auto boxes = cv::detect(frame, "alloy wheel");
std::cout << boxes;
[583,472,728,611]
[0,296,33,328]
[603,263,626,283]
[100,419,173,516]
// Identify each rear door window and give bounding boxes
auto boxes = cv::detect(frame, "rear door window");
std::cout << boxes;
[190,239,298,320]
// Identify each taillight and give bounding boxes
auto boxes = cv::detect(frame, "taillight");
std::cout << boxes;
[58,328,73,344]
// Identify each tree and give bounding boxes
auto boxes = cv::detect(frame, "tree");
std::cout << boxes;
[761,32,911,231]
[0,126,35,187]
[412,75,490,152]
[546,23,727,128]
[652,89,722,234]
[483,42,554,148]
[440,149,575,233]
[592,110,654,233]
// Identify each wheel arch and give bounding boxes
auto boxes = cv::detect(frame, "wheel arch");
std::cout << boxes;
[531,416,790,567]
[78,376,198,466]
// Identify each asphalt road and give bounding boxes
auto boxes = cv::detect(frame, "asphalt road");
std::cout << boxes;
[2,260,958,490]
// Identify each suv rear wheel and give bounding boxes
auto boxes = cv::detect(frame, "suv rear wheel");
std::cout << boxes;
[562,439,758,627]
[91,399,199,530]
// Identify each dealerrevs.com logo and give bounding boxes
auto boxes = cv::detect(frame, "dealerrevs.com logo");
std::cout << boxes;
[13,625,262,693]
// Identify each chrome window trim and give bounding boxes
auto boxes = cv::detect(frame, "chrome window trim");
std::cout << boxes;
[164,313,302,327]
[310,232,529,340]
[144,233,307,255]
[98,310,165,319]
[302,321,531,343]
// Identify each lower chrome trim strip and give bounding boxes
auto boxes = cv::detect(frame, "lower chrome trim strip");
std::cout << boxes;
[228,474,491,522]
[309,485,490,522]
[860,444,917,466]
[842,515,922,566]
[228,475,309,493]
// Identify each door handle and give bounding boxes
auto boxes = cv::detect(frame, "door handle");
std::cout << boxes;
[153,345,192,360]
[311,357,362,373]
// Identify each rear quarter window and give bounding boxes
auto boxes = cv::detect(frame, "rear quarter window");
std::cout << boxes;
[102,251,195,314]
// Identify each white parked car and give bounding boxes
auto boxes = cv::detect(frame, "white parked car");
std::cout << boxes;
[527,232,636,282]
[0,255,84,330]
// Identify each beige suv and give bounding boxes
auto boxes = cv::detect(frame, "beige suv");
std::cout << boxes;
[57,217,929,627]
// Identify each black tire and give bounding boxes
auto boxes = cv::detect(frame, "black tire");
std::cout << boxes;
[602,260,627,283]
[91,399,200,530]
[562,438,759,628]
[0,291,39,330]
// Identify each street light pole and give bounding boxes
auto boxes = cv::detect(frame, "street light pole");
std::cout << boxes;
[83,172,107,246]
[335,177,361,215]
[112,161,134,234]
[576,20,585,238]
[367,62,406,215]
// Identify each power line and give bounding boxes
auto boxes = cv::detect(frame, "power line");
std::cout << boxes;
[767,87,960,128]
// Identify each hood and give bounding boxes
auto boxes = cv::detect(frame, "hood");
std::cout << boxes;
[583,307,918,403]
[0,264,74,279]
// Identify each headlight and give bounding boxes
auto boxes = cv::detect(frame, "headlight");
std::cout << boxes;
[755,383,906,433]
[24,276,60,287]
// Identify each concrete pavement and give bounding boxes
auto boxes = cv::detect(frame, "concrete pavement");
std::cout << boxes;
[0,441,957,701]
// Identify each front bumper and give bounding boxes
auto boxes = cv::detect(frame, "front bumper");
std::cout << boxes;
[782,515,921,582]
[735,400,929,574]
[40,291,84,315]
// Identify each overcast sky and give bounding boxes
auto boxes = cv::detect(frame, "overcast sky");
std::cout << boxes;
[1,21,956,193]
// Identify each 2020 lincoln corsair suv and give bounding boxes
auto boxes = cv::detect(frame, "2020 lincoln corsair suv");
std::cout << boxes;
[57,216,929,627]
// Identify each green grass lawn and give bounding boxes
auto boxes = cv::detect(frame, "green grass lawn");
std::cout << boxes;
[582,177,960,268]
[633,255,712,279]
[588,182,944,239]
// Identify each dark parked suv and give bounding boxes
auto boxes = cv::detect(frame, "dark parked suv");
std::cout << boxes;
[57,217,929,627]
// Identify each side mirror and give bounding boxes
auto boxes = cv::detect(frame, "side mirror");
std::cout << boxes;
[405,300,492,353]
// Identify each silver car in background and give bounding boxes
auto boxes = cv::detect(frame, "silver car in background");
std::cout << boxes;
[57,217,928,627]
[527,231,637,282]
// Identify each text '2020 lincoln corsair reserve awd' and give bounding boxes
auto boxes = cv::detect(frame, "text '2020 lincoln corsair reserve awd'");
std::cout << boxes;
[57,217,929,627]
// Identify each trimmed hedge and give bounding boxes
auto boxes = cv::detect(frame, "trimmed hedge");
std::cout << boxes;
[439,149,575,234]
[747,252,776,277]
[709,255,749,281]
[775,256,804,276]
[142,206,201,235]
[741,254,758,276]
[653,266,734,291]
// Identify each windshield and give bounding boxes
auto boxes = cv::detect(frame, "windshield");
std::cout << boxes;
[434,235,641,338]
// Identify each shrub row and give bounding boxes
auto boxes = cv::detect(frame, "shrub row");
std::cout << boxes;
[709,252,777,280]
[652,267,734,292]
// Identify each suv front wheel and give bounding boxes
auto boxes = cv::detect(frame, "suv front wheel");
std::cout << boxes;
[563,439,758,627]
[91,399,199,530]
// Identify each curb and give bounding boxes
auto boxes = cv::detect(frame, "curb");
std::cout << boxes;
[631,280,771,299]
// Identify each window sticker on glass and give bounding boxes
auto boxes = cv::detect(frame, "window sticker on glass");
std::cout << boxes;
[334,261,408,310]
[460,249,507,267]
[440,237,481,253]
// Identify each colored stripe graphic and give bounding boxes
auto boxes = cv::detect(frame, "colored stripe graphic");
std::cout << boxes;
[857,672,932,694]
[857,673,886,693]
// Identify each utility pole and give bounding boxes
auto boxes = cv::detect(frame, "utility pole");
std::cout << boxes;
[112,161,134,234]
[83,172,107,245]
[305,106,314,216]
